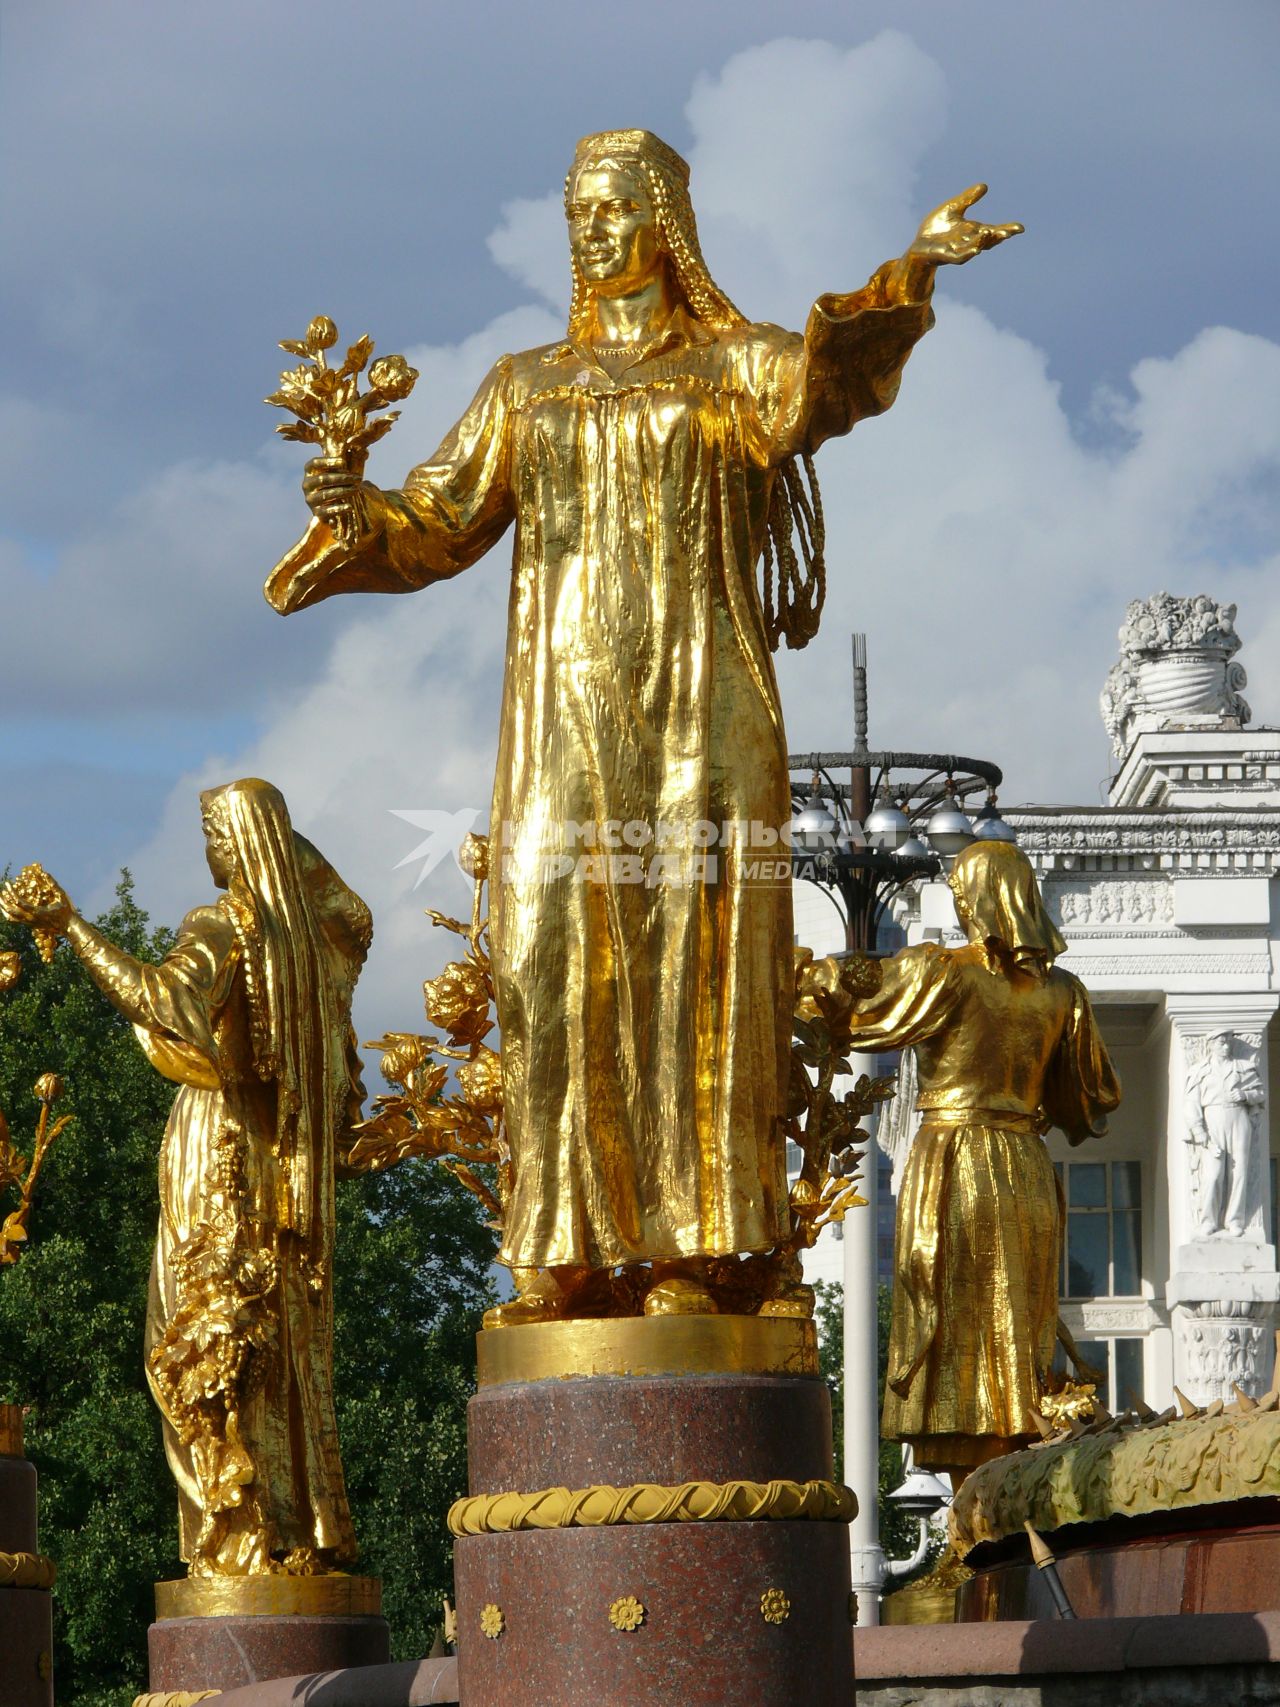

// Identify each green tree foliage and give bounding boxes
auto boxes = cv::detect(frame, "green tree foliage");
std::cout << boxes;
[333,1160,494,1659]
[0,877,179,1707]
[0,876,494,1702]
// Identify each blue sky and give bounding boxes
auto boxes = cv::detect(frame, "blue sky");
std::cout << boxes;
[3,1,1278,1040]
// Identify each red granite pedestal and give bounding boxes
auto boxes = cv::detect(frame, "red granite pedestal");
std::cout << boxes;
[147,1574,390,1694]
[0,1406,54,1707]
[453,1316,854,1707]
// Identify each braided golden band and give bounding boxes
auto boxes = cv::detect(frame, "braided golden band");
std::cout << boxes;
[0,1550,56,1589]
[448,1476,856,1537]
[131,1693,221,1706]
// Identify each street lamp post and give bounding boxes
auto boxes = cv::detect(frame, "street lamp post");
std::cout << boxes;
[788,634,1010,1625]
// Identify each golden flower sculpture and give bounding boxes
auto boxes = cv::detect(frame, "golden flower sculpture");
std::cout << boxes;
[0,1075,74,1265]
[760,1587,791,1625]
[265,316,419,546]
[782,949,894,1253]
[423,958,493,1048]
[457,1046,502,1117]
[479,1602,505,1640]
[1039,1379,1099,1429]
[457,831,489,882]
[147,1126,280,1566]
[343,838,509,1228]
[0,952,21,993]
[608,1595,646,1633]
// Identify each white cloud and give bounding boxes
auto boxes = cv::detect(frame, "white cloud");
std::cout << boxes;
[0,455,313,715]
[486,198,567,313]
[685,32,949,324]
[106,33,1280,1054]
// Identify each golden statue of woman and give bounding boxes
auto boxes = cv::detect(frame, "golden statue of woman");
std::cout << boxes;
[844,841,1120,1485]
[267,131,1020,1324]
[1,779,371,1575]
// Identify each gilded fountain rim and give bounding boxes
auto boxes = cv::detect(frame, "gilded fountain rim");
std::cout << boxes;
[475,1313,819,1386]
[154,1573,382,1620]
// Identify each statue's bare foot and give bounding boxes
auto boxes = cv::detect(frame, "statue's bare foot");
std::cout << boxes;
[484,1268,575,1328]
[756,1250,814,1319]
[757,1284,814,1319]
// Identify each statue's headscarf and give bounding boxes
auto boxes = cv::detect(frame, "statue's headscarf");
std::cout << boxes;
[200,778,371,1237]
[565,130,826,651]
[947,840,1065,975]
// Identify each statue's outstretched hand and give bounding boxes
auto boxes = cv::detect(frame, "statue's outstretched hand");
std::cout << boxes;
[908,184,1022,267]
[1,866,73,962]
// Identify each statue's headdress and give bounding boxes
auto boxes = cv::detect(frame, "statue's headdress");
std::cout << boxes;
[566,130,826,650]
[947,840,1066,976]
[201,778,371,1236]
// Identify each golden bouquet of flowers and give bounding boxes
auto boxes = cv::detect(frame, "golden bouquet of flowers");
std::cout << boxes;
[265,315,419,546]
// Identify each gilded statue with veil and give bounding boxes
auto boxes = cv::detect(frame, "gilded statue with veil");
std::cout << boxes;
[267,130,1021,1323]
[843,841,1120,1483]
[2,780,371,1576]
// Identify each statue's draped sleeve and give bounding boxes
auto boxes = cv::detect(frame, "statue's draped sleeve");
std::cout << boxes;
[1041,974,1122,1145]
[67,906,238,1090]
[737,260,936,466]
[265,357,516,614]
[840,943,962,1052]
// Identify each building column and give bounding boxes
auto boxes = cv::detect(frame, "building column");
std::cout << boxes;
[1165,995,1280,1401]
[844,1051,884,1627]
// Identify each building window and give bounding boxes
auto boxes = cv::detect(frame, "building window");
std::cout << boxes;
[1056,1160,1142,1299]
[1056,1336,1145,1411]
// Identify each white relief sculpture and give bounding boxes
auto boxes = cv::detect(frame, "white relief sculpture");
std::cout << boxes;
[1048,880,1174,933]
[1100,592,1251,760]
[1183,1031,1266,1240]
[1179,1302,1271,1403]
[876,1046,920,1199]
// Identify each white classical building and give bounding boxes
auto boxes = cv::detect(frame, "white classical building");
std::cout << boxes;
[1011,593,1280,1409]
[795,593,1280,1619]
[811,592,1280,1408]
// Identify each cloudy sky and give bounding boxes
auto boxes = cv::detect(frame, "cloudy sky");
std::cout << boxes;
[3,0,1279,1040]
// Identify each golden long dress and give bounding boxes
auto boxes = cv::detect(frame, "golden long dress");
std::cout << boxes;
[70,848,368,1568]
[267,270,934,1272]
[847,942,1120,1470]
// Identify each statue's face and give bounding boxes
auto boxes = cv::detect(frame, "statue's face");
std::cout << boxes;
[1210,1035,1231,1061]
[201,806,234,890]
[567,164,661,296]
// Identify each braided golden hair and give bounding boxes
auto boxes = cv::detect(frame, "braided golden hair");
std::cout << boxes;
[566,130,826,651]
